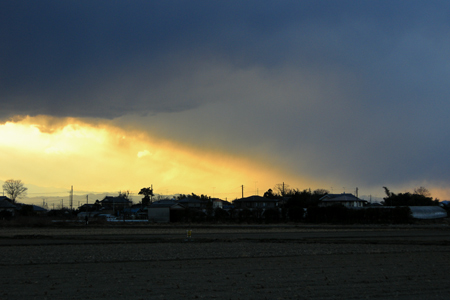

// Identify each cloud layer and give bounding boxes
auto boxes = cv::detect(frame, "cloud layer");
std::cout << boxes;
[2,1,450,198]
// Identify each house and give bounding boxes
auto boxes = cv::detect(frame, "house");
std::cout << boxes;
[177,197,207,209]
[0,196,17,217]
[152,199,178,205]
[100,196,132,211]
[212,199,224,209]
[78,203,97,212]
[4,202,47,216]
[122,207,144,218]
[233,195,279,210]
[30,204,48,215]
[319,193,367,208]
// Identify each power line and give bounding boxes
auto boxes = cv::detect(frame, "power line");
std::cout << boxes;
[26,192,69,195]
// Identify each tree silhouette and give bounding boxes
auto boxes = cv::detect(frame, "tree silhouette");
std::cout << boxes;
[263,189,276,198]
[2,179,27,203]
[118,190,131,200]
[382,186,438,206]
[139,187,154,206]
[414,186,431,197]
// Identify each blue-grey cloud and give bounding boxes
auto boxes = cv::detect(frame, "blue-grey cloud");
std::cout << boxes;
[2,1,450,196]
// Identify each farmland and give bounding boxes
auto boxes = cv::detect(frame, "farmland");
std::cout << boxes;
[1,224,450,299]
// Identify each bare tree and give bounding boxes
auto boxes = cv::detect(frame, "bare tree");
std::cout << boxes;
[414,186,431,197]
[118,190,131,200]
[313,189,329,197]
[274,183,290,197]
[2,179,27,203]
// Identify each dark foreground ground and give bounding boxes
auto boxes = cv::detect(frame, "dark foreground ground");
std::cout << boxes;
[1,224,450,299]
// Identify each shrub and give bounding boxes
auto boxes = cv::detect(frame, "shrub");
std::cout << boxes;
[306,205,412,224]
[263,208,280,223]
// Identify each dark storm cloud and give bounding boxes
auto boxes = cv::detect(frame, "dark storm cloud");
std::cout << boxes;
[2,1,450,193]
[1,0,441,117]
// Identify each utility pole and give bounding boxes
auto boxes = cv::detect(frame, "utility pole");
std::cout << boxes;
[69,186,73,210]
[86,194,88,204]
[241,185,244,198]
[150,184,153,203]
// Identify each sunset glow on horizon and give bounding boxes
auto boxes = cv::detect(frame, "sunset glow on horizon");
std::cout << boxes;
[0,115,315,200]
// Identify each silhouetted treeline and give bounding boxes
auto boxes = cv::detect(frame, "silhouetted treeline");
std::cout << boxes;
[382,187,439,206]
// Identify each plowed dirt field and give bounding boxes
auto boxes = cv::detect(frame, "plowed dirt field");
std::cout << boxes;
[1,225,449,299]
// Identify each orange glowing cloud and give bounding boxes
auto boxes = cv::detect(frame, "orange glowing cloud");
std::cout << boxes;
[0,115,315,199]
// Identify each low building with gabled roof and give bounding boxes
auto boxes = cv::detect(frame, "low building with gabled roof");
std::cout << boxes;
[0,196,17,216]
[148,202,185,222]
[177,197,206,209]
[319,193,367,208]
[100,196,132,209]
[233,195,279,210]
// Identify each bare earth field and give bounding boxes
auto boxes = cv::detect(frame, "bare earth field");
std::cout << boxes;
[1,224,450,299]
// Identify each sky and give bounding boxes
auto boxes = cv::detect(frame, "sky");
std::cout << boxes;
[1,1,450,204]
